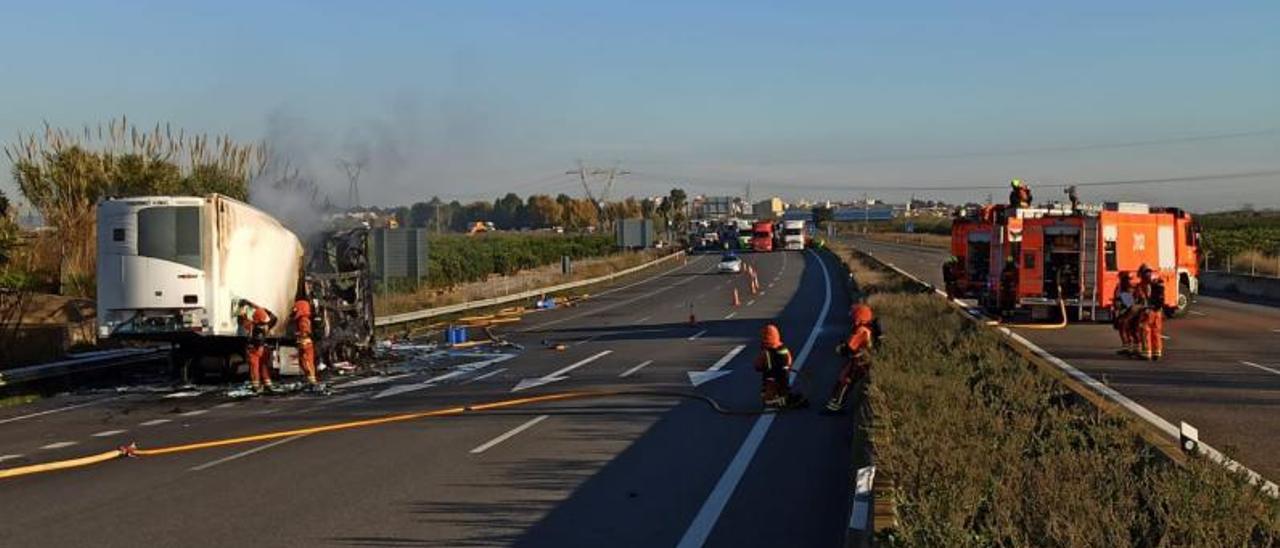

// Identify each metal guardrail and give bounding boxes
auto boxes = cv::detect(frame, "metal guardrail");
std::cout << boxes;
[374,250,686,328]
[0,348,168,388]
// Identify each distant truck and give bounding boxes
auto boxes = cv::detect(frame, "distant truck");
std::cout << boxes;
[952,202,1200,320]
[97,194,374,377]
[751,220,775,252]
[782,220,806,250]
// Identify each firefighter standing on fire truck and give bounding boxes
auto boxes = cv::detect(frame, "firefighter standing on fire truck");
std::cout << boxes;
[1009,179,1033,208]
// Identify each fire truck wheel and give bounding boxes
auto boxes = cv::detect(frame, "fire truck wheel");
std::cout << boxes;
[1169,281,1191,318]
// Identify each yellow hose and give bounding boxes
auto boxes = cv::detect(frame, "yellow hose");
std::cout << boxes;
[984,287,1069,330]
[0,390,642,480]
[0,449,126,480]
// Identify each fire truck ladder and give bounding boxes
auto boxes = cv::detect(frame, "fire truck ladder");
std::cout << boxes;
[1079,219,1099,320]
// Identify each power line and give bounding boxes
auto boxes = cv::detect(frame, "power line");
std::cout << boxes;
[628,168,1280,193]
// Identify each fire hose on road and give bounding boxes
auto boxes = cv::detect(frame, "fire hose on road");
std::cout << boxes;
[0,387,803,481]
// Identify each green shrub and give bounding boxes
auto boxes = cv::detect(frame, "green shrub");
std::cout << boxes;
[419,233,614,290]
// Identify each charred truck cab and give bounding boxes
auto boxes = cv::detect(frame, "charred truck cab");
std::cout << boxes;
[970,202,1200,321]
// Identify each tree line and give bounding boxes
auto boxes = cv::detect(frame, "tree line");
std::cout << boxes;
[3,118,265,295]
[370,188,689,233]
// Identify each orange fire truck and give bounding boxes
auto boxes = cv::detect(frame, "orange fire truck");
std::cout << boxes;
[952,202,1201,321]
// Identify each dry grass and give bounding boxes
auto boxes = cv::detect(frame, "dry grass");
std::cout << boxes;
[375,250,664,315]
[828,246,1280,546]
[862,232,951,250]
[1223,250,1280,278]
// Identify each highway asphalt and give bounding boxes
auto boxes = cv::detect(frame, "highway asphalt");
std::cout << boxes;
[0,250,861,547]
[849,236,1280,482]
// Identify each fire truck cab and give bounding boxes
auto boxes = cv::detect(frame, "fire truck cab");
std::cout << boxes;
[949,206,996,298]
[978,202,1199,321]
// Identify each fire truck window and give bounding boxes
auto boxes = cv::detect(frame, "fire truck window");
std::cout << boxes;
[137,206,202,269]
[1024,252,1035,269]
[112,228,125,242]
[1105,240,1118,271]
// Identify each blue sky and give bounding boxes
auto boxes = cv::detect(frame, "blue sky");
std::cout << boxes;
[1,0,1277,210]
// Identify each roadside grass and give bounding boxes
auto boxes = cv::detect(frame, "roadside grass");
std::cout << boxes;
[832,245,1280,546]
[0,393,40,409]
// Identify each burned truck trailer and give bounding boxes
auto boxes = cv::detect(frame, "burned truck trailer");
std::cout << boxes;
[304,228,375,365]
[97,194,375,377]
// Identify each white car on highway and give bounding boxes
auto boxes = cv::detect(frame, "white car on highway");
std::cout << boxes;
[717,252,743,273]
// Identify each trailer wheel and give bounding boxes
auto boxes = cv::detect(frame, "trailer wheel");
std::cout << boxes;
[1169,281,1191,318]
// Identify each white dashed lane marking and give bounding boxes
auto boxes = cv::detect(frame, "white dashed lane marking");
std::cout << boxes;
[470,415,550,454]
[139,419,172,426]
[91,429,128,438]
[619,360,654,378]
[39,441,78,450]
[688,330,707,341]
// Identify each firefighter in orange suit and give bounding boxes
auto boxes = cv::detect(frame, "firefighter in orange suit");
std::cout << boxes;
[239,300,278,393]
[1009,179,1033,208]
[827,304,876,412]
[292,296,318,386]
[1112,271,1139,355]
[754,324,807,408]
[1137,266,1166,360]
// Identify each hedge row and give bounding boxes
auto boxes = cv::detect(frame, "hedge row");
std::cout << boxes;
[424,233,615,289]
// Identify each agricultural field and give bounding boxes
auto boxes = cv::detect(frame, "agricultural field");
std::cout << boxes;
[1198,210,1280,275]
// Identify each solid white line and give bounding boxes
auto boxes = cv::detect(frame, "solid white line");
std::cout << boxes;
[619,360,654,378]
[469,415,550,454]
[40,441,78,450]
[688,330,708,341]
[91,429,128,438]
[467,368,507,383]
[678,249,832,548]
[0,454,24,463]
[1240,361,1280,376]
[723,312,737,320]
[179,409,209,417]
[0,396,120,425]
[139,419,171,426]
[189,435,307,471]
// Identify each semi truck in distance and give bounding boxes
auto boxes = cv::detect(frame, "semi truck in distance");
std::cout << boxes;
[782,219,806,250]
[751,220,775,252]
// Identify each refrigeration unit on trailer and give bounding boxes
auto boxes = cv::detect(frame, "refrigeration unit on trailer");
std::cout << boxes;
[97,194,304,348]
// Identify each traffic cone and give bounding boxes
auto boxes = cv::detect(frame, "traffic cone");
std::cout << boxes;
[732,288,741,306]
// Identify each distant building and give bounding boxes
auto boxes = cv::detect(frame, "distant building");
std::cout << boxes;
[753,197,785,220]
[833,206,895,222]
[697,196,737,220]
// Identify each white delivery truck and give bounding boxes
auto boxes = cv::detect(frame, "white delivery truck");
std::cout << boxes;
[96,194,304,348]
[782,219,806,250]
